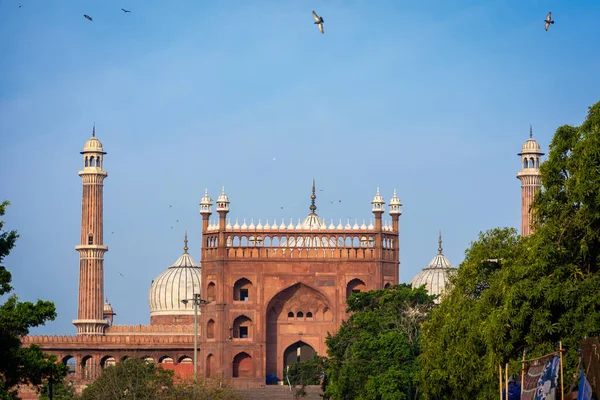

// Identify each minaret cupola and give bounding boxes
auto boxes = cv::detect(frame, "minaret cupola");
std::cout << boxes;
[200,189,213,216]
[389,189,402,216]
[371,187,385,213]
[216,187,230,212]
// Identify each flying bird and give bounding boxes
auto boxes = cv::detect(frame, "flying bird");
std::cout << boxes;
[121,8,131,13]
[18,4,22,8]
[84,14,93,22]
[312,10,324,34]
[119,273,124,278]
[544,12,554,31]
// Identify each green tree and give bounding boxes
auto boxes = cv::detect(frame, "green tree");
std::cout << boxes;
[39,380,77,400]
[160,378,243,400]
[0,201,68,399]
[419,101,600,399]
[80,357,174,400]
[419,227,523,399]
[324,284,436,400]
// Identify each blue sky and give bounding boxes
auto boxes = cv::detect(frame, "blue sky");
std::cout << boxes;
[1,0,599,335]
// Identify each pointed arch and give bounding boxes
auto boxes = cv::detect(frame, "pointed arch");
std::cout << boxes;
[346,278,366,299]
[233,352,253,378]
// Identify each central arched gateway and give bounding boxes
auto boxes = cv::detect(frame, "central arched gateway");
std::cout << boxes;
[265,282,333,380]
[284,341,315,371]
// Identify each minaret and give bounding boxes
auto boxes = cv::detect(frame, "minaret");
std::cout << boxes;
[73,126,109,335]
[516,126,544,237]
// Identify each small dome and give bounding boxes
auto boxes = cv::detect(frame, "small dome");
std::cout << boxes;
[149,234,201,317]
[200,189,212,206]
[389,189,401,206]
[81,127,106,154]
[217,187,229,204]
[410,233,456,304]
[518,128,545,156]
[372,187,384,204]
[103,298,113,313]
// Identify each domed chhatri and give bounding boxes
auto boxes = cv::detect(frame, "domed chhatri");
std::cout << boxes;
[81,125,106,155]
[410,232,456,304]
[148,232,201,324]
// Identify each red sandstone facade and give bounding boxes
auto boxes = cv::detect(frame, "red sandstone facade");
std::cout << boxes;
[20,132,401,395]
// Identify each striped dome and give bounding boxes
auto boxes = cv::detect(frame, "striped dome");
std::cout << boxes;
[410,234,456,304]
[148,236,201,317]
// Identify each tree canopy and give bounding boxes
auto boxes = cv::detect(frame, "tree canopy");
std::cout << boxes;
[0,201,68,399]
[324,283,436,400]
[419,101,600,399]
[81,357,242,400]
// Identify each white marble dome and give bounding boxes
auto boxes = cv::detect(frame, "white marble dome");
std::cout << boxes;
[81,128,106,154]
[410,234,456,304]
[149,236,201,317]
[519,128,544,155]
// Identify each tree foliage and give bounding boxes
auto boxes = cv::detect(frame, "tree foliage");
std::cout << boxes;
[0,201,68,399]
[419,101,600,399]
[81,357,243,400]
[81,358,174,400]
[324,284,436,400]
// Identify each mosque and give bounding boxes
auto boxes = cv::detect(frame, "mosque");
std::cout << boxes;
[19,128,543,394]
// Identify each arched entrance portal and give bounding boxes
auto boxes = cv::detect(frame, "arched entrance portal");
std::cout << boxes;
[284,341,315,372]
[265,282,332,379]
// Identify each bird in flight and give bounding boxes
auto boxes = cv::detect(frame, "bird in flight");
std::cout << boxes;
[121,8,131,13]
[312,10,324,34]
[18,4,22,8]
[84,14,93,22]
[544,12,554,31]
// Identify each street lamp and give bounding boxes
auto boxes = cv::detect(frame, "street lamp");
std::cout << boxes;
[181,293,209,381]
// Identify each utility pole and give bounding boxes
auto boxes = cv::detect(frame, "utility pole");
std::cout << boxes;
[181,293,209,380]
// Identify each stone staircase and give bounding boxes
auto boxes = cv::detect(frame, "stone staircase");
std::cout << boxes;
[238,385,323,400]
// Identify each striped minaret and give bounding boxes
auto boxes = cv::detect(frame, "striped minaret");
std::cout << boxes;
[516,126,544,237]
[72,126,109,335]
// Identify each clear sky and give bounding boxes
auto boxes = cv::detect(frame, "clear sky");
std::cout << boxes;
[1,0,599,335]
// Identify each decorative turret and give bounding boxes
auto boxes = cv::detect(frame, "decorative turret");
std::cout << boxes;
[200,189,213,215]
[389,189,402,216]
[103,298,116,326]
[371,187,385,213]
[517,126,544,237]
[216,187,230,213]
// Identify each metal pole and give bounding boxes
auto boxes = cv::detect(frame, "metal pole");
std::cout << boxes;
[193,295,198,381]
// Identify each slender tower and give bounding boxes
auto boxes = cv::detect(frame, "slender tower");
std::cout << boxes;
[72,126,109,335]
[516,126,544,237]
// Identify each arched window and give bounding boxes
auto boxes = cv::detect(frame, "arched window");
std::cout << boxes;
[90,156,95,167]
[523,159,528,169]
[233,278,252,302]
[536,157,540,169]
[233,352,253,378]
[88,234,93,245]
[346,278,366,299]
[85,157,89,167]
[529,157,535,168]
[207,282,216,302]
[233,315,252,339]
[306,312,313,319]
[207,319,215,339]
[296,311,304,319]
[287,311,294,319]
[206,354,214,378]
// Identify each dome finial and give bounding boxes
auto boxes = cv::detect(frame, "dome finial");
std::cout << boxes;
[309,179,317,214]
[93,122,96,137]
[183,231,189,253]
[529,124,533,138]
[438,231,443,254]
